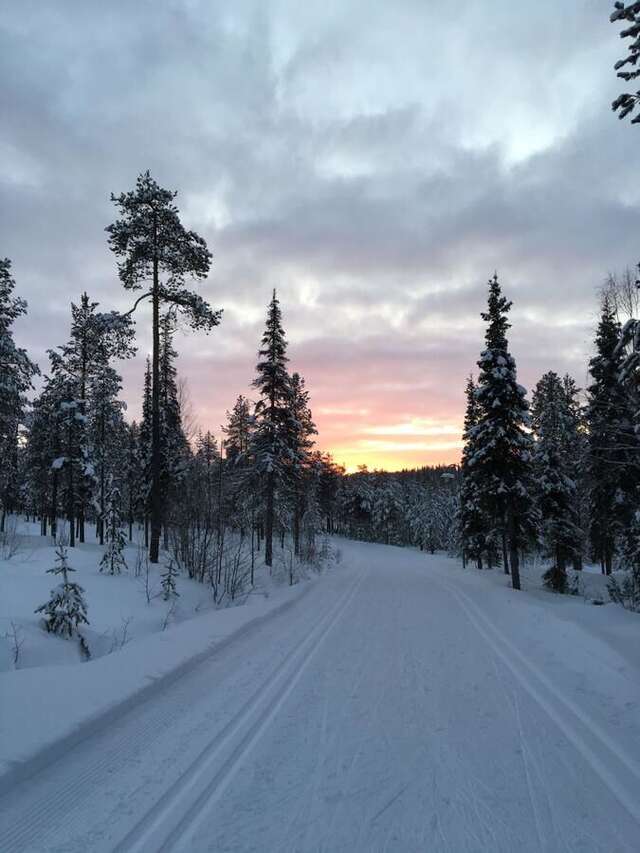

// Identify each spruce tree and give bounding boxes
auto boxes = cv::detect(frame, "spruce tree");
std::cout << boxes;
[251,290,291,567]
[586,300,638,574]
[107,171,220,563]
[611,2,640,123]
[49,293,134,542]
[315,453,343,534]
[35,543,89,654]
[285,372,317,556]
[0,259,38,527]
[472,275,537,590]
[90,365,126,544]
[194,430,220,524]
[531,372,582,591]
[161,559,179,601]
[159,312,189,517]
[224,395,252,462]
[99,476,128,575]
[459,375,488,568]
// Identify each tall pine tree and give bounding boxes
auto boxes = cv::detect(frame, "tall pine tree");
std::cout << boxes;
[107,171,220,563]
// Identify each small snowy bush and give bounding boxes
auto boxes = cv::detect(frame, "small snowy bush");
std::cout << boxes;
[35,543,90,657]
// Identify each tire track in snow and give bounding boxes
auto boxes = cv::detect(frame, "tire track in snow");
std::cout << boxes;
[438,577,640,828]
[113,568,366,852]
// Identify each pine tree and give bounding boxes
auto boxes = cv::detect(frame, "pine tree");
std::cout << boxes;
[531,372,583,592]
[35,543,89,653]
[0,259,39,527]
[251,290,291,567]
[611,2,640,123]
[586,300,638,574]
[472,275,537,590]
[99,476,128,575]
[107,171,220,563]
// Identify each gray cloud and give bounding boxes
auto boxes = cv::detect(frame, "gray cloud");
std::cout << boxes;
[1,0,637,467]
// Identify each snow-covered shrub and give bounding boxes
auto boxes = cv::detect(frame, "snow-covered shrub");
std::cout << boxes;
[161,559,179,601]
[543,564,579,595]
[35,543,90,657]
[608,570,640,612]
[0,514,21,559]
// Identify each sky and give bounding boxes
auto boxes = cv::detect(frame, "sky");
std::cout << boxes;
[1,1,638,472]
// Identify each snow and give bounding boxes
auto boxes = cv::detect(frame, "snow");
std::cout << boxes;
[2,538,640,851]
[0,523,321,781]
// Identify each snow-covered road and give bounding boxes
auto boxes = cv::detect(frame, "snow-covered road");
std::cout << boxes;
[2,540,640,852]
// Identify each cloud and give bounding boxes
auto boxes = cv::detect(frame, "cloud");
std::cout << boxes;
[1,1,637,470]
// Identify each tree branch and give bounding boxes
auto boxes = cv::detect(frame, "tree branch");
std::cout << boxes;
[121,291,153,317]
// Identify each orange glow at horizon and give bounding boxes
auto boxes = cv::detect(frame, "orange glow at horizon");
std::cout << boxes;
[318,415,465,473]
[327,446,463,474]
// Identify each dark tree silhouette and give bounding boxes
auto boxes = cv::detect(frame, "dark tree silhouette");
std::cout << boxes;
[106,171,220,562]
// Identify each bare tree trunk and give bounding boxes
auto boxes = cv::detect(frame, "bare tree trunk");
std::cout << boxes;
[149,246,162,564]
[251,509,255,586]
[265,472,274,568]
[67,424,75,548]
[51,469,58,540]
[507,509,521,591]
[501,528,510,575]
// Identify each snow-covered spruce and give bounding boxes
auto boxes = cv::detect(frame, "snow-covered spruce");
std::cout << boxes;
[586,299,639,575]
[35,542,90,657]
[0,258,38,528]
[99,476,128,575]
[467,274,538,590]
[531,371,584,592]
[250,290,295,568]
[459,375,489,569]
[610,1,640,124]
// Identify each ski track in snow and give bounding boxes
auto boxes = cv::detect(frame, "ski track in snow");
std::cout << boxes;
[1,540,640,852]
[439,578,640,828]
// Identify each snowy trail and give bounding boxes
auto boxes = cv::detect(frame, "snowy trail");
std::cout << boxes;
[2,541,640,852]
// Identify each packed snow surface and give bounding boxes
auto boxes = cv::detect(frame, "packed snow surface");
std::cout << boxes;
[2,539,640,852]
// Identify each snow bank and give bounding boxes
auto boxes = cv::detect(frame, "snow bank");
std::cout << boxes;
[0,529,320,792]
